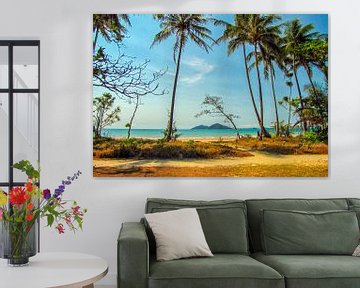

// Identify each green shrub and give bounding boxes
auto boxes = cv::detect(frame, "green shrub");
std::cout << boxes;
[303,131,319,143]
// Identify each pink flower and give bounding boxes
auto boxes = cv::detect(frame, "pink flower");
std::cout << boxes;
[65,214,71,225]
[72,205,80,215]
[56,223,65,234]
[0,208,3,220]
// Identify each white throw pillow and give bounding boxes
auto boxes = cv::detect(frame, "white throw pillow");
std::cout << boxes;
[353,244,360,256]
[145,208,213,261]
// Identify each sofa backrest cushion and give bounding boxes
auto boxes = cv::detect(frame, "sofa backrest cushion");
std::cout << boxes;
[348,198,360,207]
[246,198,349,252]
[145,198,249,254]
[347,199,360,228]
[261,209,359,255]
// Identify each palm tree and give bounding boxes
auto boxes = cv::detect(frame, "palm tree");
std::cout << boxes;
[215,15,272,138]
[283,19,319,131]
[262,52,281,137]
[93,14,131,51]
[248,39,284,137]
[245,14,282,139]
[152,14,214,141]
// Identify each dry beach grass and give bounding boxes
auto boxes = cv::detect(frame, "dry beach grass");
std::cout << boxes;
[93,137,328,177]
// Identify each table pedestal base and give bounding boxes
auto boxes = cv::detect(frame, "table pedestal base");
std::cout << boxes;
[83,285,94,288]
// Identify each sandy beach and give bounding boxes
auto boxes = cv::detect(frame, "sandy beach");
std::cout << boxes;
[113,136,241,142]
[93,150,328,177]
[92,14,328,178]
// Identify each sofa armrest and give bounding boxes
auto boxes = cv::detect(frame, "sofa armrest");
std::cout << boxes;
[118,222,149,288]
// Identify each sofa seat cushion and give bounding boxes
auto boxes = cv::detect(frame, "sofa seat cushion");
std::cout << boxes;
[252,252,360,288]
[149,254,284,288]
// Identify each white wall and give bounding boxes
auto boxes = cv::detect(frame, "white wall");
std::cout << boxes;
[1,0,360,285]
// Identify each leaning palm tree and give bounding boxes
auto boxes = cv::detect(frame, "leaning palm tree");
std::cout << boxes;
[215,15,272,138]
[245,14,282,139]
[283,19,319,131]
[248,38,284,137]
[151,14,214,141]
[93,14,131,51]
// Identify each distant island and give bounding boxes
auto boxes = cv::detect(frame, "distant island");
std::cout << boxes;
[191,123,233,130]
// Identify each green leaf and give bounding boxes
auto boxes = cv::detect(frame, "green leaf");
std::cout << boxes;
[46,205,60,217]
[13,160,40,180]
[47,214,55,227]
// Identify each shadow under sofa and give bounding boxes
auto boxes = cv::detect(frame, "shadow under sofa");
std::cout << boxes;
[118,198,360,288]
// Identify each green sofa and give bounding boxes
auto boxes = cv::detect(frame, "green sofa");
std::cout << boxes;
[118,198,360,288]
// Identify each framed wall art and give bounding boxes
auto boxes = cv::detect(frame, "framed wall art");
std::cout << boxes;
[92,14,328,177]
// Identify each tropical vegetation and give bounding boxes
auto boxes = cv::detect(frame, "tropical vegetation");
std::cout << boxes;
[93,92,121,138]
[93,13,328,143]
[216,14,327,141]
[92,14,328,177]
[151,14,215,141]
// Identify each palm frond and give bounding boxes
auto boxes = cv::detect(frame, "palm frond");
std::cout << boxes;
[151,27,173,48]
[152,14,214,55]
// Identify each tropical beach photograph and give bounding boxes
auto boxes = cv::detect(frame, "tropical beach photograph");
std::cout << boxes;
[93,14,328,177]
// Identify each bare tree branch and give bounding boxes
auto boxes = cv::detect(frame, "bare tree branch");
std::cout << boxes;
[93,44,167,100]
[196,95,241,140]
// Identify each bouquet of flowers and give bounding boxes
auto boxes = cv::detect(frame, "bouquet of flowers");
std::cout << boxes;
[0,160,87,265]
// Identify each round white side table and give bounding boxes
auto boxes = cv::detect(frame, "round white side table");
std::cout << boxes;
[0,252,108,288]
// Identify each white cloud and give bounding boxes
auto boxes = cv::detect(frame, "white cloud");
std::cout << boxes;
[166,71,175,77]
[180,57,215,85]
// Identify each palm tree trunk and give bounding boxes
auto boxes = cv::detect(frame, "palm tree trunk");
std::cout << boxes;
[303,61,317,92]
[270,68,280,137]
[242,45,270,139]
[93,28,99,52]
[242,45,261,125]
[322,65,328,82]
[166,39,183,141]
[287,83,292,137]
[254,44,270,139]
[293,59,307,132]
[304,62,326,121]
[303,61,323,109]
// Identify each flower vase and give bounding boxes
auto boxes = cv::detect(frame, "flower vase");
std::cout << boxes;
[0,220,37,266]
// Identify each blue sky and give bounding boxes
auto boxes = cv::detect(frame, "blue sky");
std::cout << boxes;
[93,14,328,129]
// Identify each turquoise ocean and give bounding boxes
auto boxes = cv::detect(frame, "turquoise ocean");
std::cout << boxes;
[102,128,291,139]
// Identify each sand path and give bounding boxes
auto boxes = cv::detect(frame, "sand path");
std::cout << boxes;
[93,151,328,169]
